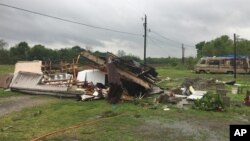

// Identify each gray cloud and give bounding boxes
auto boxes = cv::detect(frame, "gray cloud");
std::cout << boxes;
[1,0,250,58]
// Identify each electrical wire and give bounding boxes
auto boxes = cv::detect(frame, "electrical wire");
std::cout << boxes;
[148,36,179,51]
[148,35,181,47]
[150,30,195,48]
[148,37,165,49]
[0,3,142,37]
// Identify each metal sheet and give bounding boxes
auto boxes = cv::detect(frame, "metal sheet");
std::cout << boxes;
[10,71,68,92]
[0,75,13,89]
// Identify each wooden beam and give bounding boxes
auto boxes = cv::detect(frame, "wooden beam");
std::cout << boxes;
[80,51,152,89]
[80,51,105,66]
[116,69,151,89]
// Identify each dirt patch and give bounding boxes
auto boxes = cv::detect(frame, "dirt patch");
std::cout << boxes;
[135,119,227,141]
[0,95,51,117]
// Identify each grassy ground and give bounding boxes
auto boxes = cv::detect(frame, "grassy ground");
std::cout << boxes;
[0,89,19,97]
[0,65,16,97]
[0,65,250,141]
[0,65,14,75]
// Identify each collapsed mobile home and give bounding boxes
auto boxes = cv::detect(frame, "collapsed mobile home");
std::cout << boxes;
[3,51,161,103]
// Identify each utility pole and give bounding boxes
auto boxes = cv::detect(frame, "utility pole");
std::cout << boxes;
[234,33,237,79]
[143,15,147,66]
[182,44,185,64]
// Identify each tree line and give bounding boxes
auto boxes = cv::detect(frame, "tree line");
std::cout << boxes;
[1,34,250,68]
[0,40,86,64]
[0,39,197,69]
[195,35,250,58]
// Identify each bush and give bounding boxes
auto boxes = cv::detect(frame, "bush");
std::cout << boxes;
[193,92,224,111]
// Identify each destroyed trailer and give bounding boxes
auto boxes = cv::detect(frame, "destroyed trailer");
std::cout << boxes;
[76,51,160,103]
[6,51,160,103]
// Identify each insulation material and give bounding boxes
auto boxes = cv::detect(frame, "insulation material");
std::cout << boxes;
[187,91,207,100]
[77,69,105,85]
[0,75,13,89]
[14,61,42,74]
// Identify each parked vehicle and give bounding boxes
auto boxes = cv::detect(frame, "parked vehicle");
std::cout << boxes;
[194,56,250,74]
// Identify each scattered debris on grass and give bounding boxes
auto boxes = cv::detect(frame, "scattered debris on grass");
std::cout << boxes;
[2,50,250,111]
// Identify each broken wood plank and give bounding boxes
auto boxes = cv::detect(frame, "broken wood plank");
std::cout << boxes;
[80,51,106,66]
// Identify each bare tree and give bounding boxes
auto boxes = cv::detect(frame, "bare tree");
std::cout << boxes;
[85,45,93,52]
[117,50,126,57]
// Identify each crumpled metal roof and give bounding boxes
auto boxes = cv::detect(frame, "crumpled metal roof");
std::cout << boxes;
[10,71,68,92]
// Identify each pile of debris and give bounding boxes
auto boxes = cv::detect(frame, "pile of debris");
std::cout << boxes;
[154,77,241,110]
[77,51,160,103]
[2,51,246,109]
[1,51,162,104]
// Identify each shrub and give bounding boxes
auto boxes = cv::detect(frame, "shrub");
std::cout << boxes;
[193,92,224,111]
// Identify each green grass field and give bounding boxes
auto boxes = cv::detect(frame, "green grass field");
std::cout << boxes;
[0,65,250,141]
[0,65,14,75]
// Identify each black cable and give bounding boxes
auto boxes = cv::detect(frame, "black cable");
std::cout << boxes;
[150,30,195,48]
[148,36,179,50]
[148,37,165,49]
[0,3,142,37]
[148,35,181,47]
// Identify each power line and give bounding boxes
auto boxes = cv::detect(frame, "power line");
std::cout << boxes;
[150,30,195,48]
[148,35,181,47]
[148,37,165,49]
[148,36,179,51]
[150,31,181,45]
[0,3,142,37]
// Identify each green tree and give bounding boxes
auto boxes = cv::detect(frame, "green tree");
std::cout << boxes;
[213,35,233,56]
[30,44,51,60]
[0,39,11,64]
[198,35,233,57]
[236,39,250,56]
[9,42,30,63]
[58,46,85,62]
[195,41,205,58]
[0,39,7,50]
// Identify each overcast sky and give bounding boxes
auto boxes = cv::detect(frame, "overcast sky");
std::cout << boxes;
[1,0,250,58]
